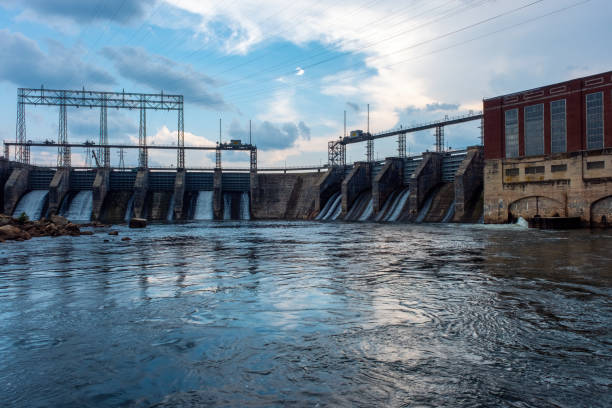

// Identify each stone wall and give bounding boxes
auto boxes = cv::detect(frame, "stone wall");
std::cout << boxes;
[483,148,612,225]
[250,172,322,219]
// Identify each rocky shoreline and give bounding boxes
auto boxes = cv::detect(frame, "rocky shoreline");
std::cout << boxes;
[0,214,106,242]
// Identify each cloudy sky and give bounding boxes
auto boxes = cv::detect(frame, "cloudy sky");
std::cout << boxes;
[0,0,608,168]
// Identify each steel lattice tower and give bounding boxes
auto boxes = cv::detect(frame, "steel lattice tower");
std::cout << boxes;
[57,91,70,167]
[99,94,108,168]
[435,125,445,153]
[177,95,184,169]
[16,90,27,163]
[139,96,147,169]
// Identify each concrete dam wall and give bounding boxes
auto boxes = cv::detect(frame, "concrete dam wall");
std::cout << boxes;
[2,146,485,225]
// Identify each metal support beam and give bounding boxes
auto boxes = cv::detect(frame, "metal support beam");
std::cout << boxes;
[215,148,222,170]
[99,94,108,168]
[16,91,26,163]
[250,148,257,172]
[57,92,70,168]
[177,96,184,169]
[435,125,444,153]
[139,96,147,169]
[118,148,125,170]
[366,137,374,162]
[328,140,346,167]
[398,132,406,159]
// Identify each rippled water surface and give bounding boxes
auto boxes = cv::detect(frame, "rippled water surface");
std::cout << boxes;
[1,221,611,407]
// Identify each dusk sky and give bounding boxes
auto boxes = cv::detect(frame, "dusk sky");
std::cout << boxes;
[0,0,609,168]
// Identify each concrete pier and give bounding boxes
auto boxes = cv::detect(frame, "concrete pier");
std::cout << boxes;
[407,153,442,219]
[314,168,343,215]
[213,169,223,220]
[3,167,30,215]
[172,170,186,220]
[91,168,110,221]
[341,162,372,216]
[48,168,70,215]
[372,158,404,215]
[453,146,484,222]
[132,170,149,219]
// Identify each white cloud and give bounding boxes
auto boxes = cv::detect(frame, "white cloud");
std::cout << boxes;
[295,67,304,76]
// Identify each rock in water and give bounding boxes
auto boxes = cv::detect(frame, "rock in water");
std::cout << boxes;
[108,231,119,236]
[0,225,30,241]
[129,218,147,228]
[50,214,69,226]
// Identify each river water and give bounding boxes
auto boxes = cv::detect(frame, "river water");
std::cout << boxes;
[1,221,611,407]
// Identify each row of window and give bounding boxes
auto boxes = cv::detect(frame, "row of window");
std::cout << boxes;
[504,161,606,177]
[504,91,606,158]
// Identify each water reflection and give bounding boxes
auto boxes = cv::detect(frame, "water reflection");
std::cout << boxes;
[0,222,610,407]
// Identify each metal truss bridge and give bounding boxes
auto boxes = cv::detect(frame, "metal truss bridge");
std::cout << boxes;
[328,111,483,166]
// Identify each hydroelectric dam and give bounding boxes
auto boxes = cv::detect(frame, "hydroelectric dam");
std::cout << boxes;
[2,87,484,225]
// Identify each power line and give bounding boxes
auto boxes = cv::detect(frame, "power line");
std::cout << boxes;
[225,0,589,106]
[222,0,546,102]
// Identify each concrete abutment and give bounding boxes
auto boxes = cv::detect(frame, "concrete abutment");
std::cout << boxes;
[3,167,30,215]
[131,170,149,219]
[372,158,404,215]
[91,168,109,221]
[341,162,372,217]
[48,168,70,216]
[407,153,442,220]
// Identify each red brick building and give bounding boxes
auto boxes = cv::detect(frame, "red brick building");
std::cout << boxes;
[482,71,612,226]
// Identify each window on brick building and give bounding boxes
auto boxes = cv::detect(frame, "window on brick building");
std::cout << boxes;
[586,92,604,150]
[505,109,519,158]
[551,99,566,153]
[525,104,544,156]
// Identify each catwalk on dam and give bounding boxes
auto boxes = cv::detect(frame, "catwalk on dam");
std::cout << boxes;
[1,221,610,407]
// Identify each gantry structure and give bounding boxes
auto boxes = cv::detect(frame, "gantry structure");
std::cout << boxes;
[8,87,259,171]
[328,111,484,167]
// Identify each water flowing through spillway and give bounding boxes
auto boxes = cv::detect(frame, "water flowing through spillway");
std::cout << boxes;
[12,190,48,220]
[358,198,374,221]
[64,190,93,222]
[344,192,370,221]
[374,191,397,222]
[384,188,410,222]
[223,194,232,220]
[316,192,340,220]
[240,192,250,220]
[324,194,343,220]
[442,200,456,223]
[415,191,435,223]
[124,194,134,222]
[194,191,213,220]
[166,193,175,221]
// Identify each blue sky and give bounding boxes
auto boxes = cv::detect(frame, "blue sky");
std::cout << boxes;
[0,0,609,168]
